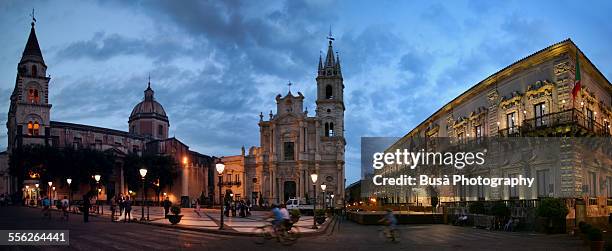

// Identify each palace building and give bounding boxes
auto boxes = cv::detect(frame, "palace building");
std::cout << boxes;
[368,39,612,227]
[2,20,215,205]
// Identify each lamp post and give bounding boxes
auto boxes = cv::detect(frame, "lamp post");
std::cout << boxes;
[310,173,318,229]
[25,185,30,206]
[331,194,335,211]
[321,184,327,210]
[66,178,72,211]
[139,168,147,221]
[94,175,102,215]
[216,161,225,230]
[47,181,52,204]
[35,184,39,206]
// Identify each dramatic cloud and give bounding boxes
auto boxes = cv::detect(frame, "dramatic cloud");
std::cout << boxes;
[1,0,612,184]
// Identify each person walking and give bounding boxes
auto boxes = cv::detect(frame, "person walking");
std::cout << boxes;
[124,196,132,222]
[118,193,125,220]
[83,193,90,223]
[110,195,117,222]
[163,197,171,218]
[41,196,51,219]
[194,198,201,217]
[61,196,69,221]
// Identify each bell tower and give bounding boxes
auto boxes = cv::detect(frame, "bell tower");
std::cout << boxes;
[7,17,52,152]
[315,32,344,139]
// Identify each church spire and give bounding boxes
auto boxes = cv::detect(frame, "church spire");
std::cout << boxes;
[324,28,335,67]
[21,9,44,64]
[318,26,341,78]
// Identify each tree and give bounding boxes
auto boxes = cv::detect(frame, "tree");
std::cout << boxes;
[124,153,177,200]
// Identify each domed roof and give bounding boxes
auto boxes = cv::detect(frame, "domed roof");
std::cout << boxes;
[129,83,169,123]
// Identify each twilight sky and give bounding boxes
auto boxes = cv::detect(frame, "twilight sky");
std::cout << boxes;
[1,0,612,184]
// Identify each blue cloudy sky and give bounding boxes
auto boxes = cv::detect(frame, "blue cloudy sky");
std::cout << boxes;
[1,0,612,184]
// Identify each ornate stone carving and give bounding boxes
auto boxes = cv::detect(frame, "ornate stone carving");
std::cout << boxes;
[554,61,570,75]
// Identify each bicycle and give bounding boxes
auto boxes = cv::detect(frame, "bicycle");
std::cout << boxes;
[253,220,301,246]
[380,226,400,243]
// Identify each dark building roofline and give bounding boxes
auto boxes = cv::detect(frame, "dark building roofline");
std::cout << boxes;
[50,121,144,140]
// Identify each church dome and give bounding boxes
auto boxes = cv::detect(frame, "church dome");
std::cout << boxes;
[129,83,169,123]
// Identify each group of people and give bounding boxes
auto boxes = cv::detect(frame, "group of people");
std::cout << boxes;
[40,195,70,220]
[109,193,133,222]
[224,199,252,218]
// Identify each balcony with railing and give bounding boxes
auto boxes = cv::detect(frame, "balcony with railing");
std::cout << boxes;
[499,109,610,137]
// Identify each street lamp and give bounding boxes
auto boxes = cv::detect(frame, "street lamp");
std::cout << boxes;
[34,184,39,206]
[310,173,318,229]
[139,168,147,221]
[66,178,72,211]
[47,181,52,204]
[216,161,225,230]
[331,194,335,210]
[321,184,327,210]
[93,174,102,215]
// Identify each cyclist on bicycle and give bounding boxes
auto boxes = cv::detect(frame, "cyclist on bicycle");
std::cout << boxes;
[270,204,283,231]
[379,208,398,238]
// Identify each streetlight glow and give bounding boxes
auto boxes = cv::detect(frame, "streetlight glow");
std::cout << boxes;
[182,156,188,165]
[321,184,326,191]
[48,181,52,187]
[35,184,39,188]
[94,175,101,182]
[66,178,72,185]
[215,163,225,174]
[139,168,148,178]
[310,173,318,183]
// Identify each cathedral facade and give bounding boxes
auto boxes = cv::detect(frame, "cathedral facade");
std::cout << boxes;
[3,21,214,205]
[238,38,346,207]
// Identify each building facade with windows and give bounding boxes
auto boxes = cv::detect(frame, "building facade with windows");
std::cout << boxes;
[3,21,214,205]
[370,39,612,224]
[218,38,346,207]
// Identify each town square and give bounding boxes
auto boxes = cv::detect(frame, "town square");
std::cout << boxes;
[1,1,612,250]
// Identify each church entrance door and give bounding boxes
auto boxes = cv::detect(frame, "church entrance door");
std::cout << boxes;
[283,181,296,202]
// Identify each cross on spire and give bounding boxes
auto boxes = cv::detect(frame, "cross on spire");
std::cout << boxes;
[147,73,151,88]
[327,25,335,41]
[30,8,37,25]
[288,81,292,93]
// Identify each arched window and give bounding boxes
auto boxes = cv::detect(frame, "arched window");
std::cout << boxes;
[31,65,37,77]
[27,88,39,104]
[324,122,329,137]
[27,121,40,136]
[325,85,333,99]
[33,122,40,136]
[27,121,33,135]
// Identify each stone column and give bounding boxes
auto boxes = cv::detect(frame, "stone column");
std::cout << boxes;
[120,165,125,194]
[298,163,304,199]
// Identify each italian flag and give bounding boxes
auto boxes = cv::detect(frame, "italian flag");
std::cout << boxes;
[572,51,581,100]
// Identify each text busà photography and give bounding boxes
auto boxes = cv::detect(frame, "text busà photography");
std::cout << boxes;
[0,1,612,250]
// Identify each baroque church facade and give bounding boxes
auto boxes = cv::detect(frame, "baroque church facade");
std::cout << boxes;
[237,38,346,207]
